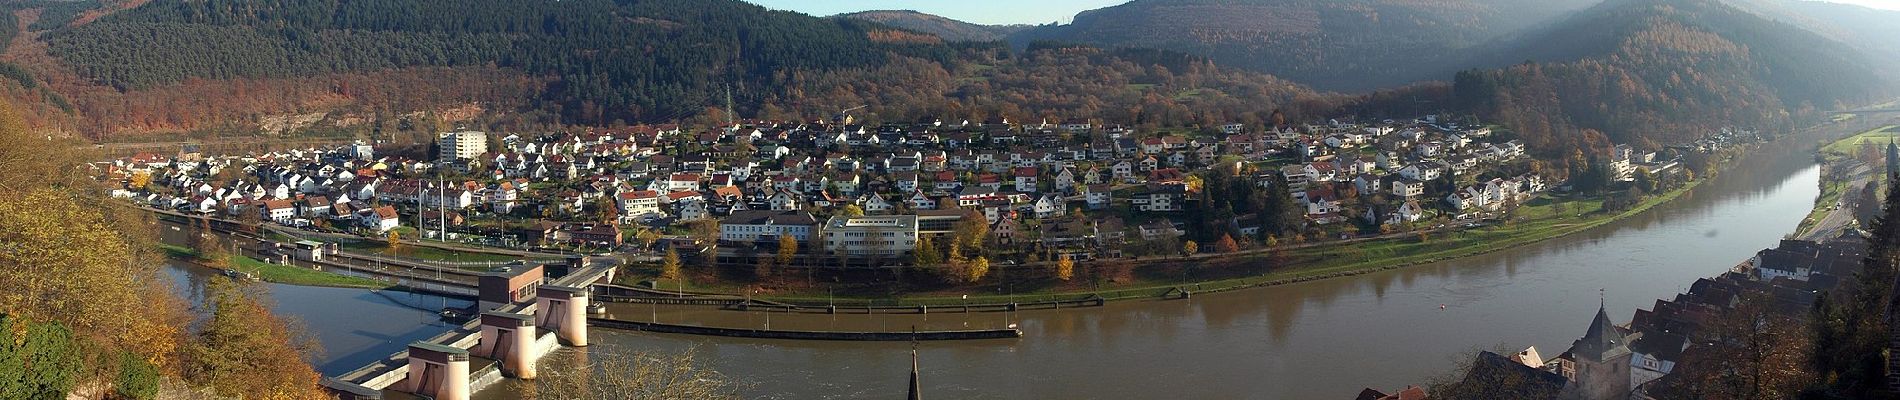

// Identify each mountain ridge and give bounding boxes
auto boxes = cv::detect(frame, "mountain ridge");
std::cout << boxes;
[834,10,1030,42]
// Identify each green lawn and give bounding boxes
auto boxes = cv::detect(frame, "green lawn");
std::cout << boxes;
[230,256,391,289]
[159,244,391,289]
[1819,125,1897,161]
[333,239,524,263]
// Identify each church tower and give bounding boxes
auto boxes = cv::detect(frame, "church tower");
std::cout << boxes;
[1563,303,1632,400]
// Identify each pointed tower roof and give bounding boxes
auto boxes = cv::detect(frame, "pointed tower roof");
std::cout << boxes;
[1569,303,1630,362]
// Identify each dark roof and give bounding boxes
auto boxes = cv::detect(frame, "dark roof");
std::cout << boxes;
[1628,331,1687,363]
[1449,351,1567,399]
[1570,304,1630,362]
[1355,388,1389,400]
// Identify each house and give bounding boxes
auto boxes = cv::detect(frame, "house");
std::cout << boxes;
[676,198,710,221]
[1137,220,1183,241]
[1385,201,1425,225]
[1391,178,1425,198]
[1129,186,1186,212]
[1032,195,1065,219]
[907,191,938,210]
[859,193,893,213]
[666,173,702,192]
[1084,184,1113,210]
[1013,167,1039,193]
[300,195,334,218]
[1398,163,1443,181]
[362,206,401,233]
[1112,161,1136,183]
[1052,168,1076,193]
[618,190,663,218]
[767,191,801,211]
[260,199,297,223]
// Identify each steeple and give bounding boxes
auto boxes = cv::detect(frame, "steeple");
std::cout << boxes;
[1563,295,1632,400]
[1570,302,1629,362]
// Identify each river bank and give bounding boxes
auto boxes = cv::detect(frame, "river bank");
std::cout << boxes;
[631,160,1723,308]
[157,243,391,289]
[1797,123,1897,236]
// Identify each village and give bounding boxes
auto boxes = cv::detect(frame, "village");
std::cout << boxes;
[96,113,1696,277]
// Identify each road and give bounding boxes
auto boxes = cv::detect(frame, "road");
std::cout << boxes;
[1803,162,1876,241]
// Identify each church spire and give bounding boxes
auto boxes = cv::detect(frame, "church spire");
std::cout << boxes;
[1571,296,1629,362]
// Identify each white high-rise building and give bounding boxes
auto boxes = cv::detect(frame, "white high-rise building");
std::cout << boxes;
[437,131,488,161]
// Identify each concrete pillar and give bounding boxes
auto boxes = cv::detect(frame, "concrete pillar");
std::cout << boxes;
[477,312,537,379]
[404,342,470,400]
[536,285,589,347]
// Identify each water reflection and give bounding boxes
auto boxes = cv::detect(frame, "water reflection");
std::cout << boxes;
[162,264,472,375]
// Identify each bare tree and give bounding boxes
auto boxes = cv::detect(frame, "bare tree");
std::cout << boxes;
[524,347,744,400]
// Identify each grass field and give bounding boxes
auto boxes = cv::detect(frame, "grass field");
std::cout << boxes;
[334,240,523,263]
[159,243,391,289]
[1819,125,1897,161]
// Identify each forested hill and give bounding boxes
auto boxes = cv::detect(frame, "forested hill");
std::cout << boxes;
[0,0,1359,137]
[44,0,972,126]
[1449,0,1893,163]
[835,10,1029,42]
[1006,0,1599,92]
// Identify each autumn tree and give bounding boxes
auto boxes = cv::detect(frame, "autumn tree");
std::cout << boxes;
[775,234,798,267]
[951,210,990,253]
[127,171,153,190]
[1215,234,1240,253]
[661,249,682,281]
[838,204,865,217]
[635,228,662,251]
[181,278,323,400]
[525,347,741,399]
[912,236,943,266]
[967,256,991,283]
[687,220,721,246]
[1658,293,1815,400]
[1182,240,1199,256]
[1055,257,1074,281]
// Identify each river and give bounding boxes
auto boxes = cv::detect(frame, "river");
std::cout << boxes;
[161,264,473,376]
[181,126,1829,398]
[520,131,1831,399]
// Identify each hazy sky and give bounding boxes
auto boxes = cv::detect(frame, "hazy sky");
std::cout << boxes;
[750,0,1900,25]
[1816,0,1900,10]
[747,0,1129,25]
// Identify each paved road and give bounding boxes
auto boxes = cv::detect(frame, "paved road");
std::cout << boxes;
[1804,163,1875,241]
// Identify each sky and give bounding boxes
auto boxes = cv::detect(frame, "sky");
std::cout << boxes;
[1814,0,1900,10]
[747,0,1900,26]
[746,0,1130,26]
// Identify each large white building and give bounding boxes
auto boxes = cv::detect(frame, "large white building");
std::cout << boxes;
[437,131,489,161]
[821,215,919,257]
[719,210,818,243]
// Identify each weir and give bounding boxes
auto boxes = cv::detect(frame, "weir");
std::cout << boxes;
[320,259,613,399]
